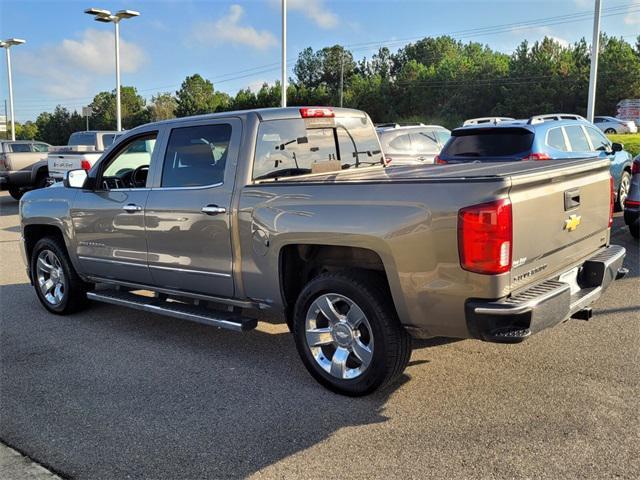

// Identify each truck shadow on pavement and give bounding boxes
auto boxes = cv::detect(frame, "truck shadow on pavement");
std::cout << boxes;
[0,281,429,479]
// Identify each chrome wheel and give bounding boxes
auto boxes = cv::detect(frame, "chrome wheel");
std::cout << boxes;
[619,174,630,207]
[36,249,66,306]
[305,293,374,380]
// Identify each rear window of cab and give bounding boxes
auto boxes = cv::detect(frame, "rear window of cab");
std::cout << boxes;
[253,116,383,181]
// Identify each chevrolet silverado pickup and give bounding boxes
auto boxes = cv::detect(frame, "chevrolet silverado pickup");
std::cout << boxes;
[19,107,626,395]
[0,140,51,199]
[47,130,120,182]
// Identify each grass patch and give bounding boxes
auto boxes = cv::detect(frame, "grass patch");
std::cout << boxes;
[607,133,640,158]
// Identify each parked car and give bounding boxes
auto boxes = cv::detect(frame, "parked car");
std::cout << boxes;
[47,130,121,182]
[377,124,451,164]
[623,155,640,239]
[437,114,634,209]
[462,116,515,126]
[20,107,626,396]
[594,116,638,134]
[0,140,51,200]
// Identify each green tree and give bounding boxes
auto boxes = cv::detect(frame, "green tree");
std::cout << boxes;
[89,86,147,130]
[596,35,640,115]
[35,106,84,145]
[147,92,177,121]
[175,74,230,117]
[15,121,39,140]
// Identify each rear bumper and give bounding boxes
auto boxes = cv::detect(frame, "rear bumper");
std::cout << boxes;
[465,244,626,343]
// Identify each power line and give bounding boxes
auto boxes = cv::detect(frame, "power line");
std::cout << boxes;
[13,4,640,113]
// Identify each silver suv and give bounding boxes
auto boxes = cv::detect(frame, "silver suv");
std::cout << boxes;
[376,124,450,164]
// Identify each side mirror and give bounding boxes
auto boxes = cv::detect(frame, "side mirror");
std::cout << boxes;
[611,142,623,152]
[63,169,88,189]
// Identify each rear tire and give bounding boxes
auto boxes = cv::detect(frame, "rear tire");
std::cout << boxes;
[630,223,639,240]
[292,270,412,396]
[605,128,616,134]
[617,171,631,211]
[30,236,92,314]
[8,187,23,201]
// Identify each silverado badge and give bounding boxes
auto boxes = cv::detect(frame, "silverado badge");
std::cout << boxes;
[564,214,582,232]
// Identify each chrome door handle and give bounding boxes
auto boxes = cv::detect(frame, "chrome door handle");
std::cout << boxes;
[201,205,226,215]
[122,204,142,213]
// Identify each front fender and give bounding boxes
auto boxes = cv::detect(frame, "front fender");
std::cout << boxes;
[20,186,80,270]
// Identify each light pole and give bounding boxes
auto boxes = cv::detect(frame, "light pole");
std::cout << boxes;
[281,0,287,108]
[0,38,26,141]
[586,0,602,123]
[84,8,139,131]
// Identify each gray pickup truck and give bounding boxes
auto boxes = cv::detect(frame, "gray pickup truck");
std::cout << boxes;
[19,107,626,395]
[0,140,51,199]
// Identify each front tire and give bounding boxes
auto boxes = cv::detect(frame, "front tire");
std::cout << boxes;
[293,271,411,396]
[605,128,617,134]
[30,236,91,314]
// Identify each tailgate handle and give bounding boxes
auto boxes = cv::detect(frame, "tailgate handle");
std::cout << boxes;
[564,189,580,211]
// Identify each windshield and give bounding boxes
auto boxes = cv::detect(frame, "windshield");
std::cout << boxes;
[441,128,534,159]
[253,116,383,180]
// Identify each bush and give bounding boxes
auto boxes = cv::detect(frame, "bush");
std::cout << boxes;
[607,133,640,158]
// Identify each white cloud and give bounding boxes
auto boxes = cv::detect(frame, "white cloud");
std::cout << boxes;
[510,26,570,48]
[191,4,277,50]
[16,29,146,99]
[624,1,640,25]
[270,0,338,29]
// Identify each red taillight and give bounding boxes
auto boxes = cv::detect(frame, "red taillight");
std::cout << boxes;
[80,159,92,171]
[625,199,640,207]
[523,152,551,161]
[458,199,512,275]
[435,155,447,165]
[609,176,615,227]
[299,107,334,118]
[384,156,392,164]
[632,162,640,175]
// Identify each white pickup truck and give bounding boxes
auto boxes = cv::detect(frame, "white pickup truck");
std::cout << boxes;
[47,130,120,182]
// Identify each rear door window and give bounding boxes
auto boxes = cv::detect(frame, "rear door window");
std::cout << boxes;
[253,116,382,180]
[161,124,232,188]
[546,127,568,151]
[9,143,31,153]
[442,128,534,159]
[565,125,591,152]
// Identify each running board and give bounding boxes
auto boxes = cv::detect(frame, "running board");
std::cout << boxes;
[87,290,257,332]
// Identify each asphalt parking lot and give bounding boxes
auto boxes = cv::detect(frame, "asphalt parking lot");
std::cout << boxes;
[0,190,638,479]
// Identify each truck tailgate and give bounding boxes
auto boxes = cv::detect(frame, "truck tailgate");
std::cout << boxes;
[509,158,611,291]
[48,153,98,179]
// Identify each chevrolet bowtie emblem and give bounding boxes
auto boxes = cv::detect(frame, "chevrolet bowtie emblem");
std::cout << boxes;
[564,214,582,232]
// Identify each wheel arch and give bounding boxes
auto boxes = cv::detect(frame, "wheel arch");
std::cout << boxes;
[278,243,397,329]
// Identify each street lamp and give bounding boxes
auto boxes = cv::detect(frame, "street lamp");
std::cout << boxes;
[84,7,139,131]
[0,38,26,141]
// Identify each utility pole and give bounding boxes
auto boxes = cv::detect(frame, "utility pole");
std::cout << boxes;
[586,0,601,122]
[4,100,7,140]
[85,8,139,131]
[339,49,344,108]
[281,0,287,107]
[1,38,26,141]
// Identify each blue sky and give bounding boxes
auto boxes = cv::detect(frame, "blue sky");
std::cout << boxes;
[1,0,639,122]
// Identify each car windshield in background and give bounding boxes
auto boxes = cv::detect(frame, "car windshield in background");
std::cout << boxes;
[102,134,117,148]
[442,128,534,159]
[68,132,97,146]
[253,116,383,180]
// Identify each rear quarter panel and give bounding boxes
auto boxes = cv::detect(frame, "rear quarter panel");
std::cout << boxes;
[238,178,511,338]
